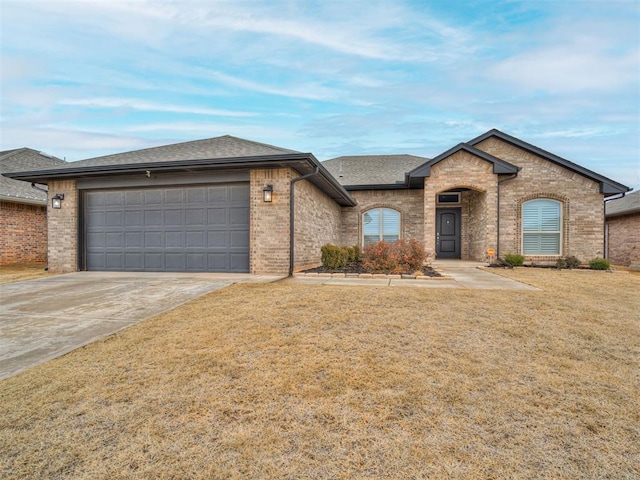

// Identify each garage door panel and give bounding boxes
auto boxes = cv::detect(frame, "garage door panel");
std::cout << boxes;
[230,207,249,225]
[165,190,184,204]
[208,187,227,202]
[165,231,184,248]
[164,210,184,226]
[86,184,249,272]
[230,254,250,272]
[186,231,205,248]
[186,209,205,225]
[105,253,124,269]
[125,232,143,247]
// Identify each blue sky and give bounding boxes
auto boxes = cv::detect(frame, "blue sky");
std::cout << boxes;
[1,0,639,190]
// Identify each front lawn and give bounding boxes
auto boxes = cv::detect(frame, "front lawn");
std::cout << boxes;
[1,269,638,479]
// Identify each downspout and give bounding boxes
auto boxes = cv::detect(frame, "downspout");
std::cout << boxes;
[603,192,625,259]
[496,173,518,258]
[289,165,320,276]
[31,183,48,194]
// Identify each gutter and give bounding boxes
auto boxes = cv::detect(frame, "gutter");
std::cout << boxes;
[496,173,519,258]
[289,165,320,276]
[31,183,48,193]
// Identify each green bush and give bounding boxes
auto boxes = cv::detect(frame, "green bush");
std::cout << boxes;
[362,239,425,274]
[589,257,611,270]
[556,255,582,269]
[503,253,525,266]
[352,245,362,262]
[321,244,348,269]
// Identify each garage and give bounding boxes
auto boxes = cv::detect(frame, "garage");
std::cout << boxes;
[83,183,250,272]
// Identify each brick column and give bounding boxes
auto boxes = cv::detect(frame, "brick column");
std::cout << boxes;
[47,180,78,273]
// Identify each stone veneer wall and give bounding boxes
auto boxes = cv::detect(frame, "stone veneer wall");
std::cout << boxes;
[47,179,78,273]
[250,168,293,275]
[424,151,497,260]
[0,201,48,265]
[607,213,640,267]
[475,137,604,262]
[340,189,424,247]
[293,178,342,270]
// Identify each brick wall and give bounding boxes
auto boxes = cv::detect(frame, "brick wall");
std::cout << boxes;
[607,213,640,267]
[47,180,78,273]
[424,151,497,260]
[250,168,293,275]
[475,138,604,262]
[0,200,48,264]
[294,177,342,269]
[340,189,424,246]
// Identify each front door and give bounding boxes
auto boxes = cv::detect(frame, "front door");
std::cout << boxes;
[436,208,461,259]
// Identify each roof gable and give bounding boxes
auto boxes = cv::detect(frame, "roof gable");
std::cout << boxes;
[468,129,630,195]
[408,143,520,179]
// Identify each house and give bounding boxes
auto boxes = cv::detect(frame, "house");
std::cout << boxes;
[0,148,66,265]
[4,129,630,274]
[605,190,640,269]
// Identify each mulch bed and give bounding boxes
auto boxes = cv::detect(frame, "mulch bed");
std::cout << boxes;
[301,262,441,277]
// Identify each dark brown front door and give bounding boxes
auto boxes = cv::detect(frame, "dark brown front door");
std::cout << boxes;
[436,208,461,259]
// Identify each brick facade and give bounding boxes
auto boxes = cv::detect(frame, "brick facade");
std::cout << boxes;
[47,180,78,273]
[340,189,424,246]
[250,168,293,275]
[0,200,48,265]
[424,151,497,260]
[607,213,640,267]
[294,177,342,270]
[475,138,604,263]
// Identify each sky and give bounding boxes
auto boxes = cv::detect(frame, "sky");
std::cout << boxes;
[1,0,639,191]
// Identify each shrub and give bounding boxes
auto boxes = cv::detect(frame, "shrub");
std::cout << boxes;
[503,253,525,266]
[321,244,348,269]
[345,245,362,263]
[589,257,611,270]
[362,239,425,274]
[556,255,582,269]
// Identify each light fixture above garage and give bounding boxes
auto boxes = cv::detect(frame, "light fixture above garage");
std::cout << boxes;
[51,193,64,209]
[263,185,273,203]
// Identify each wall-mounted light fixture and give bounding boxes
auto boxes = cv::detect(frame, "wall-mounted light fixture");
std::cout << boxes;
[263,185,273,203]
[51,193,64,209]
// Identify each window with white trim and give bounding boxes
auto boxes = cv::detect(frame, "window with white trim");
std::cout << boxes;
[522,199,561,255]
[363,208,400,245]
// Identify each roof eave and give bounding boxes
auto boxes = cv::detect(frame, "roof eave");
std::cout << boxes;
[4,153,357,207]
[0,194,46,206]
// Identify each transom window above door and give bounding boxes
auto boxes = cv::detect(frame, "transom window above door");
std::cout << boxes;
[363,208,400,245]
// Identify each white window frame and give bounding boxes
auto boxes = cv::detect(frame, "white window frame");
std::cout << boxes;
[362,208,400,246]
[521,199,562,255]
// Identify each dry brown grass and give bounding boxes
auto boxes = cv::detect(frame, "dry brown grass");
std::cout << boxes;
[0,263,52,284]
[1,269,639,479]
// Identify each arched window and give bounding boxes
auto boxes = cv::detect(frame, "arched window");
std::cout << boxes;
[363,208,400,245]
[522,199,562,255]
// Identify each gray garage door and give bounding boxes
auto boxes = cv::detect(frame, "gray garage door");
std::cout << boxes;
[84,184,250,272]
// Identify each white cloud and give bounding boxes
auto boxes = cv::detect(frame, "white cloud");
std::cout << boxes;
[58,97,257,117]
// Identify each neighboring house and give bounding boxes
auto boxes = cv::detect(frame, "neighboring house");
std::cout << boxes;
[5,129,630,274]
[0,148,66,265]
[605,190,640,269]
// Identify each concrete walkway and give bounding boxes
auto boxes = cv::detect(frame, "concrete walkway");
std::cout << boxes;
[286,260,538,290]
[0,271,284,380]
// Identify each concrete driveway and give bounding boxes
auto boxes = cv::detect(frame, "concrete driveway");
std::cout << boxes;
[0,271,282,380]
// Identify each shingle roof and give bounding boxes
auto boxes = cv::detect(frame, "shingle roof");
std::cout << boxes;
[0,148,65,204]
[41,135,300,170]
[322,154,428,187]
[606,190,640,217]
